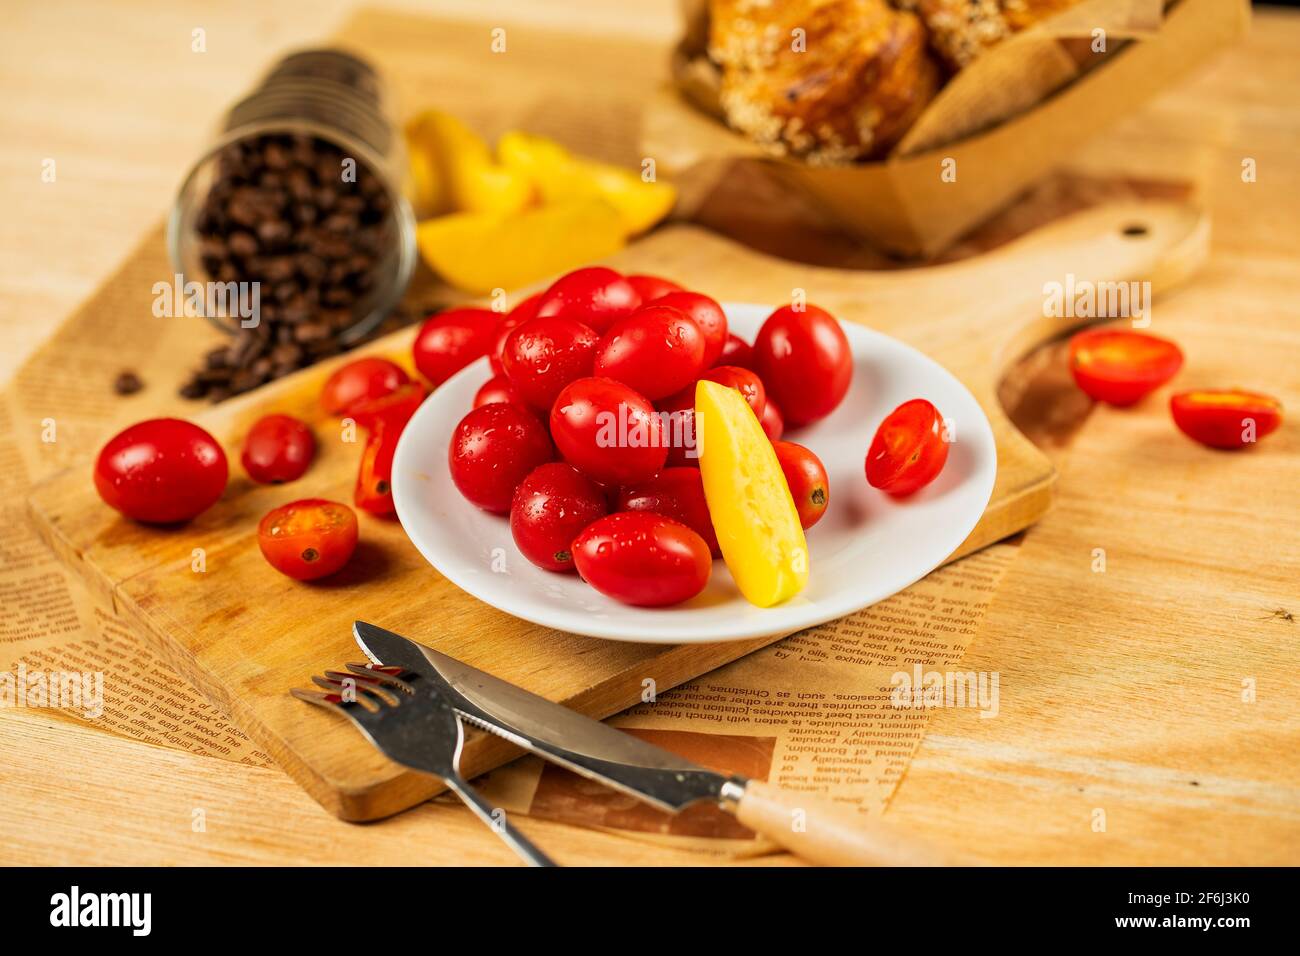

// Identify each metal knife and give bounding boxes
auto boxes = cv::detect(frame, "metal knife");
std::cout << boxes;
[354,621,955,866]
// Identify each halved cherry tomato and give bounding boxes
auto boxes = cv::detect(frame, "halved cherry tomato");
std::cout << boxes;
[241,413,315,485]
[760,399,784,441]
[651,291,728,367]
[865,399,949,497]
[593,304,707,400]
[510,462,608,572]
[449,402,554,513]
[572,512,711,607]
[550,377,667,486]
[1068,329,1184,406]
[754,304,852,426]
[474,375,522,408]
[616,467,721,556]
[412,307,501,387]
[773,440,829,529]
[1170,389,1283,449]
[501,314,600,411]
[320,357,409,417]
[257,498,358,581]
[701,365,765,417]
[717,332,755,370]
[626,274,683,303]
[350,384,428,517]
[535,266,641,333]
[489,293,543,375]
[351,382,428,433]
[354,423,400,517]
[94,418,228,523]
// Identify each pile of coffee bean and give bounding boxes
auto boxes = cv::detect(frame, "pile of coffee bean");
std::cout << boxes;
[179,133,394,401]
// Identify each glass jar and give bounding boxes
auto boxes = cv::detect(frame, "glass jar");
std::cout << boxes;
[166,48,416,344]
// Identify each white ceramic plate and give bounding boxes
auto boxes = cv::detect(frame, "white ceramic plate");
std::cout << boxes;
[392,303,996,644]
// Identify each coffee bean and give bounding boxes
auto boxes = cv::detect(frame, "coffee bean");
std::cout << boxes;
[293,322,331,344]
[228,231,258,258]
[257,219,292,247]
[113,370,144,395]
[181,132,398,402]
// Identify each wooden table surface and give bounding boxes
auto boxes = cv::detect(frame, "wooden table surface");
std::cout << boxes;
[3,1,1297,865]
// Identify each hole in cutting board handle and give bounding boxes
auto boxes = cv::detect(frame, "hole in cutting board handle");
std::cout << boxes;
[1120,222,1150,238]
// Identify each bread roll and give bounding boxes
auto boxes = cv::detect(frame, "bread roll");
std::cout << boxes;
[708,0,940,163]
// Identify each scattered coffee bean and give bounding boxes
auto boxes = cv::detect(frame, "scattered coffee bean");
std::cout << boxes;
[113,370,144,396]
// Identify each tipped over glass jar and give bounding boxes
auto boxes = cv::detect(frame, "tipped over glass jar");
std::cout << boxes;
[167,49,417,401]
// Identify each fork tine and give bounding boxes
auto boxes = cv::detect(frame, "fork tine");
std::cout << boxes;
[323,670,403,707]
[343,662,415,693]
[312,673,398,709]
[291,687,347,709]
[326,667,411,698]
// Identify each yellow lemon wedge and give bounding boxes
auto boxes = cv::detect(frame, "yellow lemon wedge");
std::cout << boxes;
[498,130,676,235]
[696,380,809,607]
[416,198,628,294]
[405,110,534,217]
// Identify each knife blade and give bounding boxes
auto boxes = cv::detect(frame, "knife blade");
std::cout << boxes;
[353,620,954,866]
[354,620,733,812]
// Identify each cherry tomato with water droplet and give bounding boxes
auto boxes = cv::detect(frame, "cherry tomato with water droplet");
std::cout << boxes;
[572,512,712,607]
[510,462,608,572]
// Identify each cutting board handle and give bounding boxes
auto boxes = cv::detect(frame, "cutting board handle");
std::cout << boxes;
[731,779,958,866]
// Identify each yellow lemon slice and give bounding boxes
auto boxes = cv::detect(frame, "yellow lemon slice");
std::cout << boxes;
[405,110,534,217]
[696,380,809,607]
[498,129,676,235]
[416,199,627,294]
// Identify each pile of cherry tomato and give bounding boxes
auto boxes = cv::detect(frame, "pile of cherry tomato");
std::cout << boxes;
[441,266,895,607]
[90,267,1284,597]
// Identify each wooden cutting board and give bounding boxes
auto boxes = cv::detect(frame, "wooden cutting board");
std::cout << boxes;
[26,194,1207,820]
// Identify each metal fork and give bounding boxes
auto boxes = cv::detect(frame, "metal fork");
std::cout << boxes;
[292,663,556,867]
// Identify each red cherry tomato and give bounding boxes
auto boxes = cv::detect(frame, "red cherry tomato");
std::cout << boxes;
[351,382,427,433]
[550,377,667,485]
[349,385,428,518]
[257,498,358,581]
[865,399,949,497]
[1170,389,1283,449]
[626,274,683,303]
[241,413,315,485]
[320,357,410,417]
[94,418,228,523]
[535,266,641,333]
[489,293,543,376]
[501,314,600,411]
[1068,329,1184,406]
[772,440,829,529]
[449,402,554,513]
[572,512,712,607]
[510,462,608,572]
[717,332,755,370]
[655,386,700,468]
[412,307,500,387]
[354,422,401,517]
[754,304,852,426]
[651,292,728,367]
[701,365,766,417]
[474,375,522,408]
[760,399,785,441]
[616,467,721,556]
[593,305,707,400]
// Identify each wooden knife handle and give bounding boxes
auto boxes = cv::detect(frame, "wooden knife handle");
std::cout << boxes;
[730,780,955,867]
